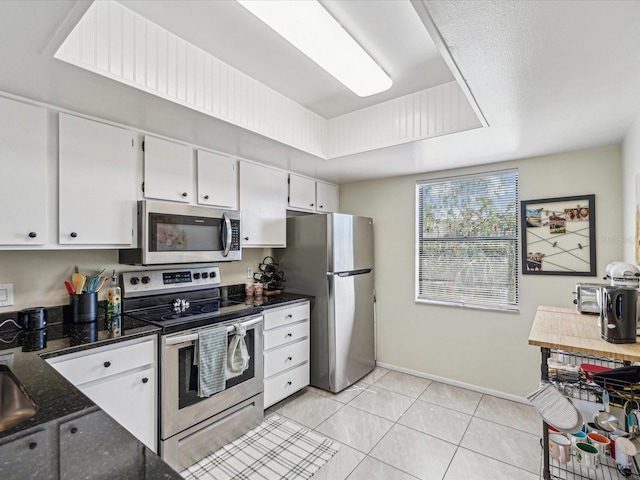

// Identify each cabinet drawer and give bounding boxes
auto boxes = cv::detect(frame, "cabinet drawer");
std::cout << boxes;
[264,339,309,378]
[263,302,309,330]
[264,320,309,350]
[264,362,310,408]
[47,337,155,386]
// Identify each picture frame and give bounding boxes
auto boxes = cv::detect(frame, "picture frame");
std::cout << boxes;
[520,194,596,276]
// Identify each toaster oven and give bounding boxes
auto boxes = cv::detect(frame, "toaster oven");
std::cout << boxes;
[573,283,604,315]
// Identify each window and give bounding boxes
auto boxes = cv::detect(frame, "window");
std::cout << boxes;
[416,169,519,311]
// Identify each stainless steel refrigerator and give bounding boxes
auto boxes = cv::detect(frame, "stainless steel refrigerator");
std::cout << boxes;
[276,213,375,393]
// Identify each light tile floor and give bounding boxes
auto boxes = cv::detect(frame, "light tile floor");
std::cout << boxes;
[267,367,543,480]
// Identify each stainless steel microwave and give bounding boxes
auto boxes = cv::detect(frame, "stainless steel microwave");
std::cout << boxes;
[119,200,241,265]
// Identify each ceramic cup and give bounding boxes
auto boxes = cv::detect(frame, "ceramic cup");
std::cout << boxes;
[587,432,611,458]
[549,433,571,464]
[569,431,588,452]
[575,442,600,470]
[611,432,632,467]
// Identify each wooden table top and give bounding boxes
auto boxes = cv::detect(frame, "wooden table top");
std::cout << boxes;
[528,306,640,362]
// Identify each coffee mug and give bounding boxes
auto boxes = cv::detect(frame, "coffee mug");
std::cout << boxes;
[587,432,611,458]
[549,433,571,464]
[611,433,632,467]
[569,431,587,452]
[575,442,600,469]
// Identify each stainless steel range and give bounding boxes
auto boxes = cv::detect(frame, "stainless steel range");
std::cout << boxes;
[121,266,264,472]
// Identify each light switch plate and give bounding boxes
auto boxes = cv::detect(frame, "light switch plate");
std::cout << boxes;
[0,283,14,307]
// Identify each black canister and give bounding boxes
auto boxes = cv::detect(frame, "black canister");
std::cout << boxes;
[18,307,47,331]
[69,293,98,323]
[22,329,47,352]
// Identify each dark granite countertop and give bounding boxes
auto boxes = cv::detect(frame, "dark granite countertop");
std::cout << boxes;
[0,291,311,479]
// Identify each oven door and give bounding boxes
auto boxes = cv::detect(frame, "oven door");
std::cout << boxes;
[161,314,263,440]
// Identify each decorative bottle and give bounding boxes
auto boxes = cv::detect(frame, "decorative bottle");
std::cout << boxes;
[106,270,121,338]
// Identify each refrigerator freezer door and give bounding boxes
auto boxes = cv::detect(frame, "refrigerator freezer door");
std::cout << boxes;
[330,214,374,273]
[327,270,375,392]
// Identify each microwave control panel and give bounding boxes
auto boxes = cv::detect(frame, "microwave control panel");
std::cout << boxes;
[230,220,240,251]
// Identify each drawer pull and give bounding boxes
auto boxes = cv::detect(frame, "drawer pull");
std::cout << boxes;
[287,381,292,386]
[70,427,78,434]
[287,356,292,361]
[29,442,38,450]
[104,361,111,368]
[286,333,293,337]
[286,314,293,318]
[142,377,149,384]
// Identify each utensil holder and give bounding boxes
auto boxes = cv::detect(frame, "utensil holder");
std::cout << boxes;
[68,293,98,323]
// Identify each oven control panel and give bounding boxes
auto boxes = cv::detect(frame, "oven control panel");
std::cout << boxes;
[121,266,221,297]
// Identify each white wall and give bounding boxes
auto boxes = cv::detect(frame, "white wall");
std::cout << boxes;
[339,145,622,398]
[622,113,640,263]
[0,249,268,313]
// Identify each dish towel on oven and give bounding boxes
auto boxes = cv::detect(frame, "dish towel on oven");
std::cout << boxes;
[227,324,250,379]
[196,326,227,397]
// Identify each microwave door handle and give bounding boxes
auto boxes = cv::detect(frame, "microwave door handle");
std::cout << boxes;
[222,212,232,257]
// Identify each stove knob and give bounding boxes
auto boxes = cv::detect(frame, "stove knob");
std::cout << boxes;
[141,276,151,284]
[193,272,201,280]
[210,271,217,278]
[202,272,209,279]
[130,277,140,285]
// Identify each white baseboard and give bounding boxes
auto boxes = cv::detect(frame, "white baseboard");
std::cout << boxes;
[375,361,530,405]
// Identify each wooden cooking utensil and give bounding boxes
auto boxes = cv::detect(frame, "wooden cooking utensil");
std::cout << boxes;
[71,272,86,295]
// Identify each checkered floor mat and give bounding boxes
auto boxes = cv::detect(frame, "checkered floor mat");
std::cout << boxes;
[181,414,339,480]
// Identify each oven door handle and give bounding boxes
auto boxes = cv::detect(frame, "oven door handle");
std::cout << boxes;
[165,316,262,346]
[221,212,232,258]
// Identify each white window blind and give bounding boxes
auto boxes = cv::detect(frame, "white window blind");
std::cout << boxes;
[416,169,519,311]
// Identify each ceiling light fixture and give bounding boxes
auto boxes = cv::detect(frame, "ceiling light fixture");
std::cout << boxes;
[236,0,392,97]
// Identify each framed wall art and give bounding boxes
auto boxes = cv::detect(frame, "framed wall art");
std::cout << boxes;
[520,194,596,276]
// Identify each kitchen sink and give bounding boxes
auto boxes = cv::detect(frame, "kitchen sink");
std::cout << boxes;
[0,365,37,433]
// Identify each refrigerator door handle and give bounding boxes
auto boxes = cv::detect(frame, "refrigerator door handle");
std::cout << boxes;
[331,268,372,277]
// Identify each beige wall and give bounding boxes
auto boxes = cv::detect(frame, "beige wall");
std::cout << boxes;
[0,248,269,313]
[339,145,622,398]
[622,113,640,263]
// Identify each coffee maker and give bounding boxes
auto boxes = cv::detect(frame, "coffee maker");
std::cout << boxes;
[600,285,637,343]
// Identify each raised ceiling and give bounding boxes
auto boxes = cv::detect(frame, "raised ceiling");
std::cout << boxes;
[119,0,455,120]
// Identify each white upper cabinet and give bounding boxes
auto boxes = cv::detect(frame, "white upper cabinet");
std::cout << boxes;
[0,97,48,245]
[239,162,287,247]
[143,136,193,203]
[288,174,339,214]
[59,114,137,245]
[197,150,237,209]
[288,174,316,212]
[316,181,339,213]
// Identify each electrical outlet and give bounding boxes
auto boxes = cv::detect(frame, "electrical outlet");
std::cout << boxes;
[247,267,253,279]
[0,283,14,307]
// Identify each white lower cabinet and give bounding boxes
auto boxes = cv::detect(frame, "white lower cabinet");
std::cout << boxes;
[46,335,157,452]
[263,302,310,408]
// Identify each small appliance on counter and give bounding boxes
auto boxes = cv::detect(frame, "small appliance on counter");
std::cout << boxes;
[573,283,604,314]
[604,261,640,335]
[600,285,638,344]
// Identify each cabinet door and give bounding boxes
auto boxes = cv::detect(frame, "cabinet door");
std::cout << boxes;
[316,182,339,213]
[288,174,316,212]
[81,366,157,452]
[239,162,287,247]
[0,98,48,245]
[143,135,193,203]
[0,429,54,479]
[59,114,136,245]
[197,150,237,208]
[59,410,143,479]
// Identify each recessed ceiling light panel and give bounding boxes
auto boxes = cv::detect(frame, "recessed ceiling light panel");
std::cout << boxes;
[237,0,392,97]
